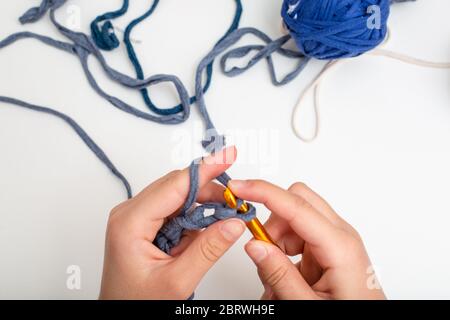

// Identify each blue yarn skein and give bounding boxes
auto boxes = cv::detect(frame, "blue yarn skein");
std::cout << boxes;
[281,0,391,59]
[219,0,412,86]
[90,0,129,51]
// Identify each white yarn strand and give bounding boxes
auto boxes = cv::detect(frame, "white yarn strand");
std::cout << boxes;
[291,36,450,143]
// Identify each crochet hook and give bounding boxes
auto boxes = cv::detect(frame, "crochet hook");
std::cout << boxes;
[223,188,277,246]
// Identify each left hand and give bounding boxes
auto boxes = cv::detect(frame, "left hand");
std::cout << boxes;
[99,146,246,300]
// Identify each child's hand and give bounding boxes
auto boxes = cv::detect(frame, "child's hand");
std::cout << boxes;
[229,180,386,300]
[99,147,246,300]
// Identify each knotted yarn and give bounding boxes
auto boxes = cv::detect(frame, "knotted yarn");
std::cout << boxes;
[90,0,129,51]
[281,0,391,59]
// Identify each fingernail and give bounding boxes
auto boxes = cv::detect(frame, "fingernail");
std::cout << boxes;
[220,219,246,241]
[229,180,247,189]
[246,242,268,264]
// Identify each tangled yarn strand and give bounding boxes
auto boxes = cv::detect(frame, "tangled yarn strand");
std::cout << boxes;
[5,1,259,251]
[123,0,243,116]
[13,4,193,125]
[13,1,308,146]
[220,32,309,86]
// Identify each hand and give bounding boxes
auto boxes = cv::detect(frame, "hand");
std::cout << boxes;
[99,147,246,300]
[229,180,386,300]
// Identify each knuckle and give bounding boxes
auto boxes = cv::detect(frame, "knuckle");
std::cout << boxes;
[109,200,129,217]
[164,170,186,199]
[106,215,123,243]
[106,201,134,246]
[341,231,364,254]
[200,237,224,263]
[106,210,121,234]
[264,264,289,288]
[289,182,309,194]
[246,179,265,189]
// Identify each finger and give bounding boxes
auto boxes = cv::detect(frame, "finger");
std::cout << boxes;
[167,183,226,256]
[229,179,338,251]
[264,215,305,256]
[172,218,246,289]
[133,146,237,222]
[245,240,317,300]
[297,244,323,286]
[260,182,344,256]
[197,181,226,204]
[288,182,343,225]
[285,186,324,284]
[159,181,227,224]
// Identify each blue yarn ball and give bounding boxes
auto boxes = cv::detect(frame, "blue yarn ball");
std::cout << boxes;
[281,0,390,59]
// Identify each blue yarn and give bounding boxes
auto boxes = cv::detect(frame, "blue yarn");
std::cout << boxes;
[90,0,129,51]
[281,0,391,59]
[120,0,243,116]
[219,29,309,87]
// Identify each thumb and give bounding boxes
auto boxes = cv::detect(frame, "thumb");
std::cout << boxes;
[173,219,246,288]
[245,240,317,300]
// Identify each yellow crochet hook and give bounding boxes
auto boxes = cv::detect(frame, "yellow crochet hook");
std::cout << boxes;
[223,188,277,246]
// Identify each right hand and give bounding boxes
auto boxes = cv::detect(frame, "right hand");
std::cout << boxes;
[228,179,385,300]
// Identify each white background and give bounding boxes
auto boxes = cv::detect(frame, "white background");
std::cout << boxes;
[0,0,449,299]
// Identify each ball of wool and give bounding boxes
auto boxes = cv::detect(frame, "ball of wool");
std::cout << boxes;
[281,0,390,59]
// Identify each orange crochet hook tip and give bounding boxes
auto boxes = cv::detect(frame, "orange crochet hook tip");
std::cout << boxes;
[223,188,277,246]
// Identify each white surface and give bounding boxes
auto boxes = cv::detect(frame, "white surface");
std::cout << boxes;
[0,0,449,300]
